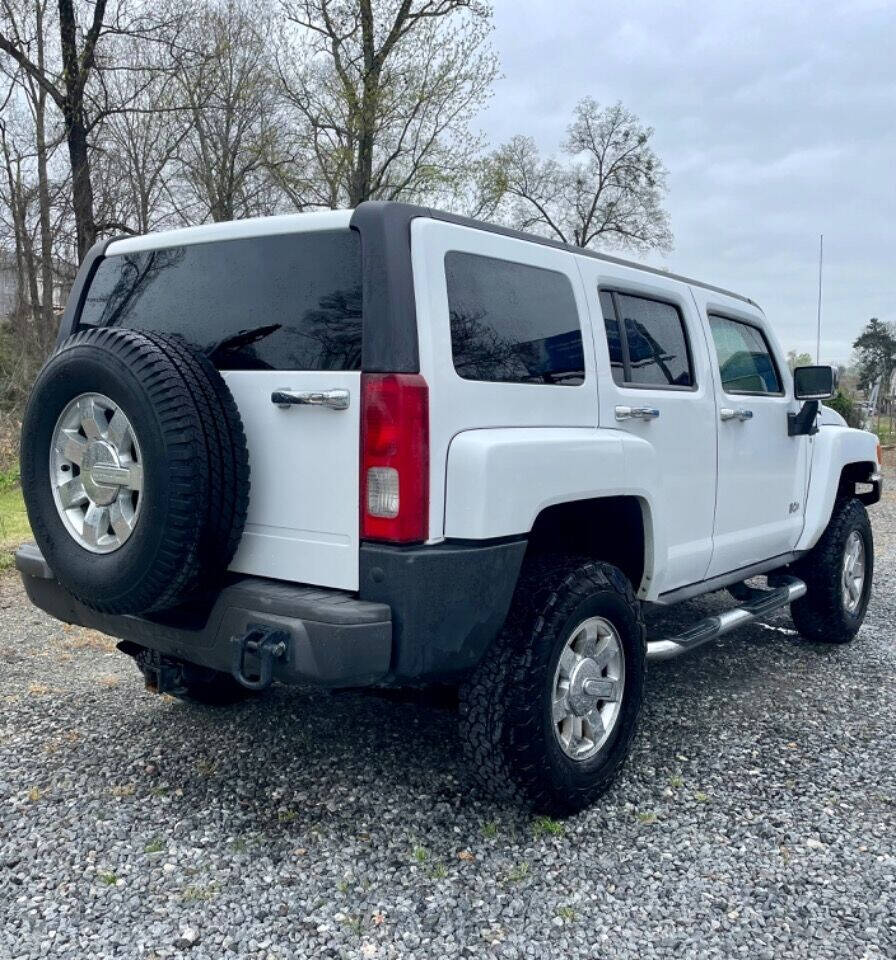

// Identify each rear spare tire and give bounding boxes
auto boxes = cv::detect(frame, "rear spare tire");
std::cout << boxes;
[20,327,250,614]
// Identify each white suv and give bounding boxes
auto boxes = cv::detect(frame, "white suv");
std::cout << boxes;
[17,202,882,813]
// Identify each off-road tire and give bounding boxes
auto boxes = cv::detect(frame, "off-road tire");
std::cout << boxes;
[790,497,873,644]
[458,556,646,815]
[20,327,249,614]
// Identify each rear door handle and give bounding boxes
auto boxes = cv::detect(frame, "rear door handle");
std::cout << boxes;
[615,405,660,421]
[271,388,350,410]
[719,407,753,421]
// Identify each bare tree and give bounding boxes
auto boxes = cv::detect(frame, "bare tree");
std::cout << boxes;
[482,99,672,253]
[169,1,280,224]
[92,32,187,235]
[0,0,63,342]
[0,0,111,259]
[0,1,185,260]
[276,0,496,208]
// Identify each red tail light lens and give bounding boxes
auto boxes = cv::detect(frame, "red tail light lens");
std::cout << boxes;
[360,373,429,543]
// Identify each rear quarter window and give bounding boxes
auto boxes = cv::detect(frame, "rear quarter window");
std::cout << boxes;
[445,251,585,386]
[79,230,362,371]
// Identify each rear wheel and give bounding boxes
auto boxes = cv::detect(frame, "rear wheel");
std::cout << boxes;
[790,497,873,643]
[459,557,646,815]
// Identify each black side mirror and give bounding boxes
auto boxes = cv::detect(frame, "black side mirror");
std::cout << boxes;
[793,365,835,400]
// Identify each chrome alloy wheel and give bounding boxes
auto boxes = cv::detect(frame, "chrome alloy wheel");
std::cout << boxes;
[842,529,866,615]
[551,616,625,761]
[49,393,144,553]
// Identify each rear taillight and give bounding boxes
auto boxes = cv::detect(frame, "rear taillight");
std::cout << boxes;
[360,373,429,543]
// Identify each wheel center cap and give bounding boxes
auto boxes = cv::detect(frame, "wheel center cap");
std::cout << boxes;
[83,441,124,505]
[567,658,605,716]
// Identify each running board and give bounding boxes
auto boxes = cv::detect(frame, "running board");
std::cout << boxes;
[646,576,806,662]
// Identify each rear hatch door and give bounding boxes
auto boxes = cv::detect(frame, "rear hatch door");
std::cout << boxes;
[93,213,363,590]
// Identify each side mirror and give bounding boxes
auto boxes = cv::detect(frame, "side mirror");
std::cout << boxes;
[793,365,835,400]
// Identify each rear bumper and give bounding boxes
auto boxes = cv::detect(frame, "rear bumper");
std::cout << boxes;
[16,536,527,687]
[16,542,392,687]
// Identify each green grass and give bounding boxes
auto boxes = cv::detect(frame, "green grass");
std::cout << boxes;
[873,420,895,445]
[505,861,530,884]
[532,815,565,838]
[0,472,29,571]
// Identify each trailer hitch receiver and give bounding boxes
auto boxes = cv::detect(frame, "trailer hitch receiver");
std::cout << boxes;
[229,625,289,690]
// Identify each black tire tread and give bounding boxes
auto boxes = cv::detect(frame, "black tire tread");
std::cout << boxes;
[21,325,251,614]
[459,555,646,814]
[790,496,873,644]
[24,327,208,613]
[134,331,250,593]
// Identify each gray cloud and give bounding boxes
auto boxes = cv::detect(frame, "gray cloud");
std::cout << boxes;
[478,0,896,363]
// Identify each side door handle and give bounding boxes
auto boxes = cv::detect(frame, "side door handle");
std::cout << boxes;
[719,407,753,422]
[615,405,660,421]
[271,388,350,410]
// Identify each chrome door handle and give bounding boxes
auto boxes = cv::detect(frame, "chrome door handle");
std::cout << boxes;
[720,407,753,421]
[271,388,350,410]
[615,405,660,421]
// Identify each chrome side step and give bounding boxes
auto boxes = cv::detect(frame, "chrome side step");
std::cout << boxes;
[646,576,806,662]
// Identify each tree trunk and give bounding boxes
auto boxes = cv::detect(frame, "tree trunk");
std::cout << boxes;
[350,2,378,206]
[34,1,56,348]
[65,113,97,261]
[58,0,103,262]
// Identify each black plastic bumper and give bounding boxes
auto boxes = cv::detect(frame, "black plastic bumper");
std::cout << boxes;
[16,536,527,687]
[359,538,527,682]
[15,542,392,687]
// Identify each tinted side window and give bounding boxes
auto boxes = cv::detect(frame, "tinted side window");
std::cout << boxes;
[80,230,362,371]
[445,252,585,385]
[600,290,625,386]
[709,315,782,394]
[602,291,694,388]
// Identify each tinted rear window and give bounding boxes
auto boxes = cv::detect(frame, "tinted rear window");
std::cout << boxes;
[602,291,694,389]
[79,230,362,371]
[445,251,585,385]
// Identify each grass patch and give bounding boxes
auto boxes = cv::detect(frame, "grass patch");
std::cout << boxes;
[532,815,565,838]
[0,474,29,571]
[505,861,530,884]
[183,883,219,902]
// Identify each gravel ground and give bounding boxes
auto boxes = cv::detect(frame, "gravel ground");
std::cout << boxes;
[2,472,895,960]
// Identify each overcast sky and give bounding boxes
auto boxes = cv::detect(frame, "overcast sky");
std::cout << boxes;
[477,0,895,364]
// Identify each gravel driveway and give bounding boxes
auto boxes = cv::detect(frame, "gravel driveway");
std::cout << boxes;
[2,475,895,960]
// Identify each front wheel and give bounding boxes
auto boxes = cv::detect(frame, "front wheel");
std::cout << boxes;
[790,497,874,644]
[459,558,646,815]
